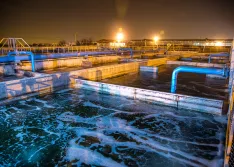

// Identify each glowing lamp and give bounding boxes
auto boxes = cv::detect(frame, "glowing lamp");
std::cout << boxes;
[154,36,159,42]
[116,32,124,42]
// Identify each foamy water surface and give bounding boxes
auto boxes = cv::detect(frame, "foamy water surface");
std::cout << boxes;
[0,88,227,166]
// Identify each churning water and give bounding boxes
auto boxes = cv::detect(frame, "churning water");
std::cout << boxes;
[0,88,226,166]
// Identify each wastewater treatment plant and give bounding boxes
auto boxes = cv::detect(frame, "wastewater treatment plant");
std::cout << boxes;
[1,0,234,166]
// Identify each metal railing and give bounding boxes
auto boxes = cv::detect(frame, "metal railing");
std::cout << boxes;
[1,44,232,56]
[0,45,99,56]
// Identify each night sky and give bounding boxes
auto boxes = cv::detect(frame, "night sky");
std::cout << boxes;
[0,0,233,43]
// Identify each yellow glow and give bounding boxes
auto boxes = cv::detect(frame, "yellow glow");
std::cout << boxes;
[116,32,124,42]
[215,41,223,46]
[110,42,125,47]
[154,36,159,42]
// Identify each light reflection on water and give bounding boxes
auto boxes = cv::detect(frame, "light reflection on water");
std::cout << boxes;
[0,88,227,166]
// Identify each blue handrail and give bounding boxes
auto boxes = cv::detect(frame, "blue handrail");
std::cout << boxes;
[171,66,228,93]
[208,52,229,63]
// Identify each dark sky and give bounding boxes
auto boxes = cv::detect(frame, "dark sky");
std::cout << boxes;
[0,0,233,43]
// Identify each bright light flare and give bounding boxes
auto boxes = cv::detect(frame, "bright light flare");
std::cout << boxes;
[215,41,223,46]
[116,32,124,42]
[153,36,159,42]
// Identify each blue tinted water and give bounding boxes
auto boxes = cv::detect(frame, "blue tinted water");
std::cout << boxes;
[0,88,227,166]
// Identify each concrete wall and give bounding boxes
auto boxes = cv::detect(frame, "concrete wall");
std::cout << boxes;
[167,61,225,68]
[0,64,16,76]
[0,54,196,103]
[168,51,198,55]
[187,55,228,60]
[0,62,139,101]
[141,50,166,58]
[84,56,120,65]
[20,51,198,71]
[0,55,226,115]
[141,53,157,58]
[140,66,158,73]
[20,55,121,71]
[75,79,224,115]
[147,56,180,66]
[68,62,139,82]
[6,51,194,72]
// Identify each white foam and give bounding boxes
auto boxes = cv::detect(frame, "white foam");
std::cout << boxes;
[33,98,55,108]
[109,127,211,166]
[67,114,217,166]
[16,132,25,141]
[83,101,103,109]
[69,125,211,167]
[96,117,127,129]
[0,88,226,166]
[66,146,125,167]
[57,112,100,124]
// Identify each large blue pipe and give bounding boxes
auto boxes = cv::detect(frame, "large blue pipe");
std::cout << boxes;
[7,51,35,72]
[208,52,229,63]
[171,66,228,93]
[118,48,133,58]
[0,51,115,62]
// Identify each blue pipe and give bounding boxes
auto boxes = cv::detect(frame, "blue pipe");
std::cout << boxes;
[0,51,115,62]
[7,51,35,72]
[171,66,228,93]
[118,48,133,58]
[208,52,229,63]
